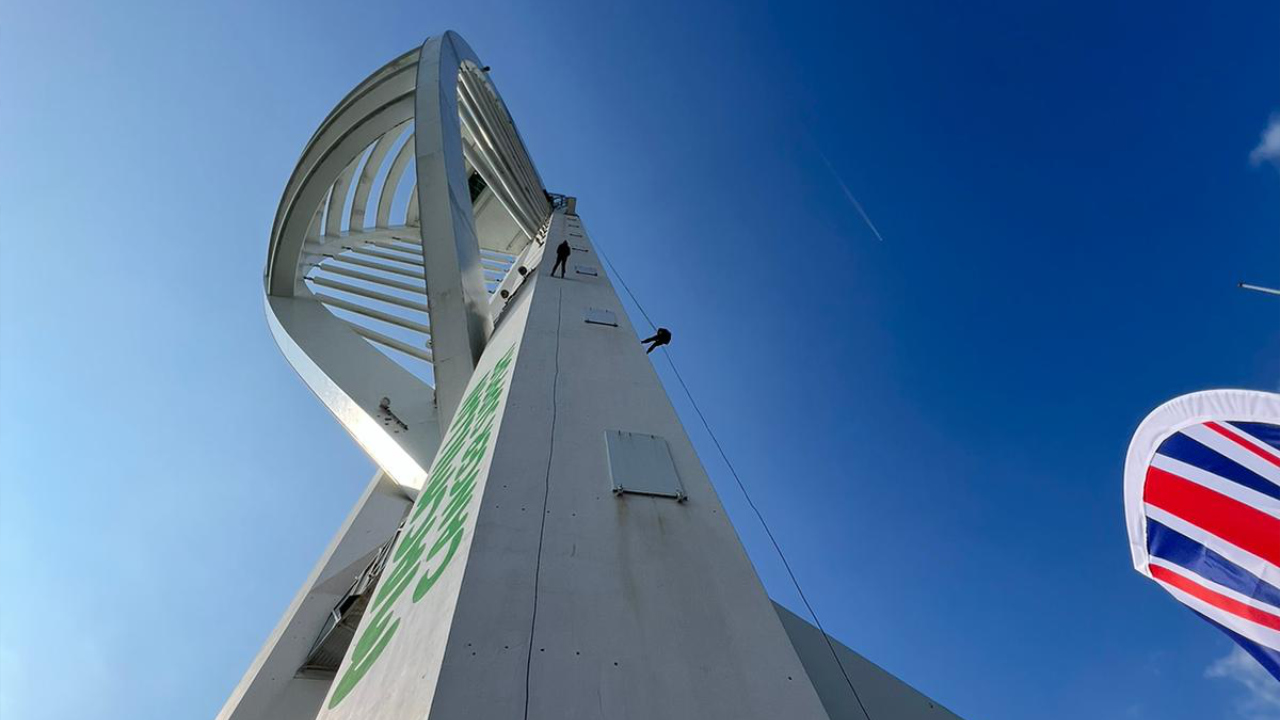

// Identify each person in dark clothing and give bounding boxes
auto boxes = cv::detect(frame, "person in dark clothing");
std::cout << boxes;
[552,239,571,278]
[641,327,672,354]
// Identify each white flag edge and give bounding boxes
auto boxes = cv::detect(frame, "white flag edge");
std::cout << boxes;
[1123,388,1280,578]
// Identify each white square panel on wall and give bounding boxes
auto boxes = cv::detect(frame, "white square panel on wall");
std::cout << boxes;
[605,430,686,501]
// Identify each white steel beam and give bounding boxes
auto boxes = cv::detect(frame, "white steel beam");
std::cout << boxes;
[411,32,498,424]
[376,137,415,229]
[347,245,425,267]
[348,323,434,363]
[313,263,427,294]
[325,155,361,238]
[308,276,428,313]
[326,254,425,280]
[350,121,411,232]
[314,292,431,335]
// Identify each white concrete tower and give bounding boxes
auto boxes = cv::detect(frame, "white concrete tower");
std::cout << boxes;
[218,32,963,720]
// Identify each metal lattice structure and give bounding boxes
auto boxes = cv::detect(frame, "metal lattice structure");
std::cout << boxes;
[264,32,552,494]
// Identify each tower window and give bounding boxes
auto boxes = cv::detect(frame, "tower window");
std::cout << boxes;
[468,172,488,203]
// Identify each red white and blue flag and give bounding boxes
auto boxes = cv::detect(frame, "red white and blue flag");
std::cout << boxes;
[1125,389,1280,682]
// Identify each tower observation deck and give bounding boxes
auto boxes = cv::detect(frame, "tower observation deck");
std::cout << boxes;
[219,31,963,720]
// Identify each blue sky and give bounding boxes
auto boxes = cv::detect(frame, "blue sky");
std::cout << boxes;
[1,1,1277,719]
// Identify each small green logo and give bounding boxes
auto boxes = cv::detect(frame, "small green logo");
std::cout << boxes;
[328,344,516,709]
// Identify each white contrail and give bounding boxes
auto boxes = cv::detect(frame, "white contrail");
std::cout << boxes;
[817,151,886,243]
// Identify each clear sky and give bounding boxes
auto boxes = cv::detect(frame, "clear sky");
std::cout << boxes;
[1,1,1278,719]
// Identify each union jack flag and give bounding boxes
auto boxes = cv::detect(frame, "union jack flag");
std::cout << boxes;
[1125,389,1280,682]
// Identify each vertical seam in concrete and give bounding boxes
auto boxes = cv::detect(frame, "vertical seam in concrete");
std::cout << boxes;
[523,280,564,720]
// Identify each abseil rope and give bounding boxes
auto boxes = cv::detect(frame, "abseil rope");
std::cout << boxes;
[596,243,875,720]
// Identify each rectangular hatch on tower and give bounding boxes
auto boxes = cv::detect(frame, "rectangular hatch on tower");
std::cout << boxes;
[605,430,686,501]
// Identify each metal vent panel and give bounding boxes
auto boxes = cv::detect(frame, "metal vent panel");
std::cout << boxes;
[605,430,685,501]
[584,308,617,326]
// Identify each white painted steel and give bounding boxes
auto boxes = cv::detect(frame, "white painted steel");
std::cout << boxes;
[325,156,360,237]
[265,28,548,426]
[349,323,434,363]
[266,290,441,491]
[311,292,431,335]
[326,253,424,279]
[376,138,416,229]
[347,244,425,267]
[405,185,420,226]
[349,121,409,232]
[232,32,552,720]
[411,31,543,425]
[313,263,426,295]
[215,472,412,720]
[307,276,428,313]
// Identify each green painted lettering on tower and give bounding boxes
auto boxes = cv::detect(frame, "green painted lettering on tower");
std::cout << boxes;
[328,343,517,709]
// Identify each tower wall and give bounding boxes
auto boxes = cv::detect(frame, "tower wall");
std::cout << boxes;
[232,34,964,720]
[314,209,831,720]
[776,603,965,720]
[215,472,411,720]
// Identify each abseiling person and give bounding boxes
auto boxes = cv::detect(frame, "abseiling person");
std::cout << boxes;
[641,328,672,354]
[551,239,570,278]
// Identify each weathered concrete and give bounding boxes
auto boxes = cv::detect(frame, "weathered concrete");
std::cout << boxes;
[215,472,411,720]
[313,253,538,719]
[231,206,967,720]
[313,209,832,719]
[438,211,832,719]
[776,603,965,720]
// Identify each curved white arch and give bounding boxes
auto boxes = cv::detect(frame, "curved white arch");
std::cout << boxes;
[325,155,361,237]
[264,32,551,494]
[405,184,420,226]
[267,53,419,293]
[376,136,415,229]
[349,121,410,232]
